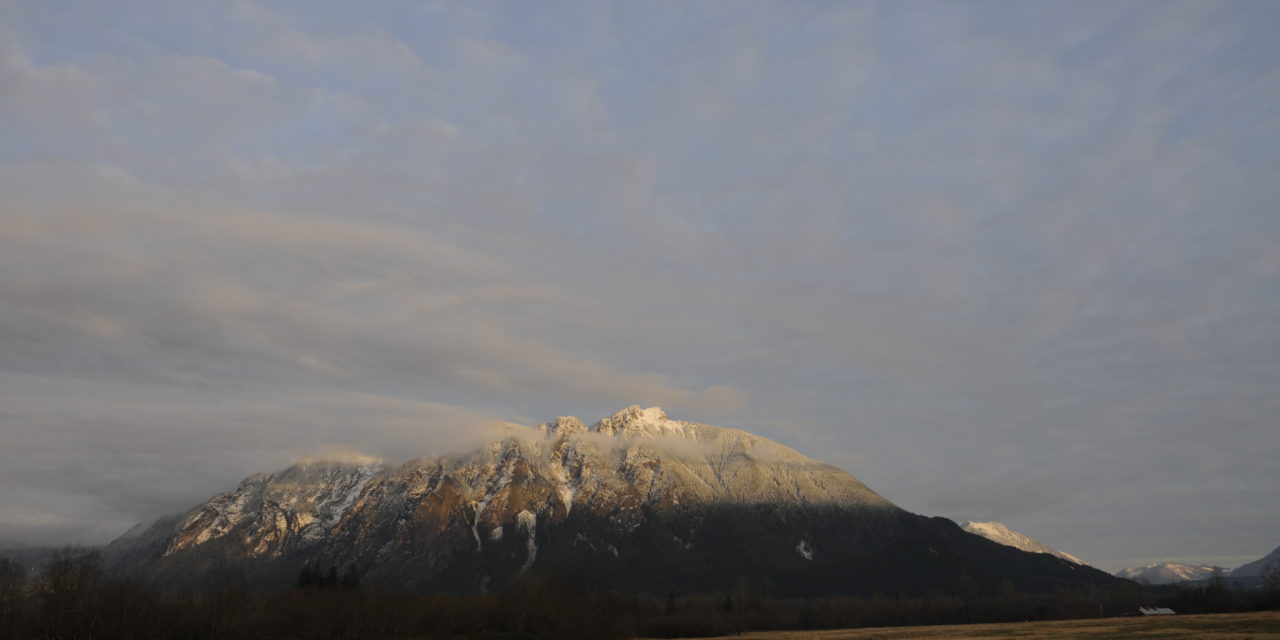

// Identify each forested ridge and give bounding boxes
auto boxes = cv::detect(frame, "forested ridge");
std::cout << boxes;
[2,550,1278,639]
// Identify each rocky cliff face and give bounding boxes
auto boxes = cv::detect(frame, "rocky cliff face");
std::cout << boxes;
[108,406,1118,596]
[165,456,385,558]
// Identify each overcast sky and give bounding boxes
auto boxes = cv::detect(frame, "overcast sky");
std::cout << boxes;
[2,0,1277,573]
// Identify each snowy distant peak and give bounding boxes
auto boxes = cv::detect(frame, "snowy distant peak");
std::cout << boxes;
[271,455,386,489]
[590,405,685,437]
[294,452,384,467]
[539,416,587,437]
[535,407,822,467]
[283,455,385,479]
[537,406,681,439]
[961,521,1087,566]
[1115,562,1225,584]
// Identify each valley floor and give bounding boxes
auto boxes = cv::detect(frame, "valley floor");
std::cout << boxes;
[654,610,1280,640]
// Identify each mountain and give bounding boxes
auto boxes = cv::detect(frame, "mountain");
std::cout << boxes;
[1230,544,1280,578]
[961,521,1087,565]
[107,406,1119,596]
[1115,562,1225,584]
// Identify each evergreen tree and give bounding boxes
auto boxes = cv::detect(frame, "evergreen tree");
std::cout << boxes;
[295,562,318,589]
[340,565,360,590]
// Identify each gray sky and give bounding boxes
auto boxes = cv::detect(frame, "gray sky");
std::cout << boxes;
[2,0,1277,573]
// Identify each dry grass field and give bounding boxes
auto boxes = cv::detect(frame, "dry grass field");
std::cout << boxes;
[656,611,1280,640]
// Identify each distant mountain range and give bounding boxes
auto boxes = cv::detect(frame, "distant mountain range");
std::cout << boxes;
[1110,545,1280,585]
[100,406,1117,596]
[957,522,1278,587]
[1115,562,1226,584]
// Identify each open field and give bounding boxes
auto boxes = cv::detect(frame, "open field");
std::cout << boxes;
[657,611,1280,640]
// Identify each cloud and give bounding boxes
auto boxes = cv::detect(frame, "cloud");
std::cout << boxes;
[0,372,518,542]
[0,189,744,407]
[0,35,111,158]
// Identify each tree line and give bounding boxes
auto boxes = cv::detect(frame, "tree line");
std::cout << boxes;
[0,549,1277,639]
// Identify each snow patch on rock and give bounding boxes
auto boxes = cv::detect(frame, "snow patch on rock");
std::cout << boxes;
[796,540,814,561]
[559,485,576,516]
[517,510,537,572]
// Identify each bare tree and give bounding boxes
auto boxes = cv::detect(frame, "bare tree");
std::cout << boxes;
[34,550,103,640]
[0,558,26,635]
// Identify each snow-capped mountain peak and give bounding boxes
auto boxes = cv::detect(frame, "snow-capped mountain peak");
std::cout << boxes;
[961,521,1087,565]
[539,415,587,437]
[106,407,1122,596]
[150,408,892,564]
[590,405,685,437]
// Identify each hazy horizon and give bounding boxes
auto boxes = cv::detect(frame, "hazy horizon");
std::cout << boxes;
[2,0,1277,575]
